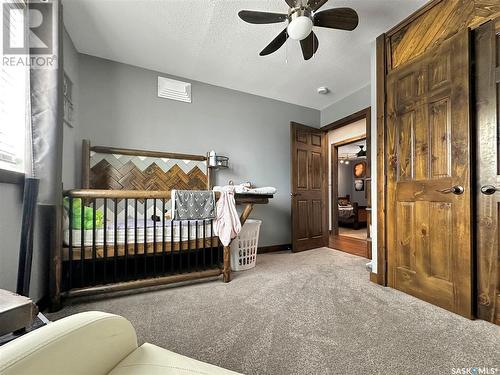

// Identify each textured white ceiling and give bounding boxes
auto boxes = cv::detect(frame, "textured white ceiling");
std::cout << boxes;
[63,0,427,110]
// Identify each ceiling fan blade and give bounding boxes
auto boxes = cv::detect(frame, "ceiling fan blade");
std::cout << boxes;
[308,0,329,11]
[284,0,296,7]
[238,10,287,24]
[300,31,319,60]
[260,29,289,56]
[314,8,359,31]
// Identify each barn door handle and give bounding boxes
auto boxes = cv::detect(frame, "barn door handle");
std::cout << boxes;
[480,185,499,195]
[436,185,464,195]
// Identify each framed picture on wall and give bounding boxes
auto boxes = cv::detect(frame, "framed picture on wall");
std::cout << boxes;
[353,160,366,178]
[354,179,364,192]
[63,72,74,128]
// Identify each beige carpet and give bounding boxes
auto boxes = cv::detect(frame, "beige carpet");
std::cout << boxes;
[48,248,500,375]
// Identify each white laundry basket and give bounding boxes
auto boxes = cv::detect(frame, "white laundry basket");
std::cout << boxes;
[230,219,262,271]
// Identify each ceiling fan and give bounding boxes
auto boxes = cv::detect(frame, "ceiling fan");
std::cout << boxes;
[238,0,359,60]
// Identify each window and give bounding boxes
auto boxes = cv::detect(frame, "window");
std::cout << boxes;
[0,0,29,175]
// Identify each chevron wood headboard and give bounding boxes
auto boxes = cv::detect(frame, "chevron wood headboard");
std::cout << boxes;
[81,140,210,191]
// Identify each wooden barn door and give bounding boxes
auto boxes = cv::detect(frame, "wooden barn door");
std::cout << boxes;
[475,19,500,324]
[386,30,473,318]
[290,122,328,252]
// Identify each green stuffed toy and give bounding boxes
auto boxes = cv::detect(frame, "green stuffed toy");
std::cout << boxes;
[64,197,104,230]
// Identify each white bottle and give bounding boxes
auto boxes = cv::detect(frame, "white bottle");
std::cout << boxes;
[208,150,217,167]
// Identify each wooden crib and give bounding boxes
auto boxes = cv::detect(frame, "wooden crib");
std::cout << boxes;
[50,140,271,308]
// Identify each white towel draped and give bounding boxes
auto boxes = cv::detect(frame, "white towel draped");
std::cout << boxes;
[213,186,241,246]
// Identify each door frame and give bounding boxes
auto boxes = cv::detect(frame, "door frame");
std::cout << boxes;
[320,107,372,258]
[331,135,367,236]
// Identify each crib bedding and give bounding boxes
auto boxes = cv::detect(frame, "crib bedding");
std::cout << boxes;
[64,219,214,247]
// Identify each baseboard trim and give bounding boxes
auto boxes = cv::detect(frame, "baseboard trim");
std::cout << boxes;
[257,244,291,254]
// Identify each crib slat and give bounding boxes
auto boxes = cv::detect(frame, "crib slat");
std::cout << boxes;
[162,199,166,274]
[179,220,182,273]
[92,199,96,285]
[153,199,157,277]
[144,199,147,276]
[170,220,174,273]
[124,198,128,280]
[187,220,191,273]
[202,219,206,270]
[103,198,107,283]
[195,220,199,272]
[210,219,214,267]
[215,219,220,266]
[80,198,85,286]
[114,198,118,282]
[134,199,138,278]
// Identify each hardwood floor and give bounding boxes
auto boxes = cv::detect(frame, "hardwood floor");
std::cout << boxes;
[329,234,369,258]
[338,227,367,240]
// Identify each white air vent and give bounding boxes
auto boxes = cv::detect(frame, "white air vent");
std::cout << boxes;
[157,76,191,103]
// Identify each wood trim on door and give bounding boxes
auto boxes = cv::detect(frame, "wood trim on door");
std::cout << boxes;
[322,106,371,259]
[376,34,388,286]
[332,143,339,236]
[330,135,371,259]
[474,19,500,324]
[321,108,371,132]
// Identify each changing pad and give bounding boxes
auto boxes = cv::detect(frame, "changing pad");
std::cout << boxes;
[213,185,276,195]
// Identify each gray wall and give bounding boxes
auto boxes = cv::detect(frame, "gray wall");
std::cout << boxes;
[0,184,23,293]
[338,162,367,206]
[338,163,351,197]
[74,54,320,246]
[320,85,371,126]
[62,27,80,189]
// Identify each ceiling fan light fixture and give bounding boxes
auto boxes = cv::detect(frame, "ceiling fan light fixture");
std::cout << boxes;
[238,2,358,60]
[287,15,313,40]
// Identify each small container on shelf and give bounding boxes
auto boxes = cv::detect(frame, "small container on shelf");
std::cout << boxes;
[207,150,229,169]
[214,155,228,168]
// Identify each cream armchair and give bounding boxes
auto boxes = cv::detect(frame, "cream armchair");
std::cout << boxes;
[0,311,241,375]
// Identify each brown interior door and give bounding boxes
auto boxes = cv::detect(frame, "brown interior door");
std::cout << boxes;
[291,122,328,252]
[386,30,473,318]
[475,19,500,324]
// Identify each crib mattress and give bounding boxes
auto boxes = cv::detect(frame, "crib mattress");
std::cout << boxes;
[64,219,214,247]
[62,236,219,261]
